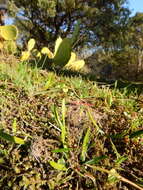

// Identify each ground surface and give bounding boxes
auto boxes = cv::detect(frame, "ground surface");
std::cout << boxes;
[0,60,143,190]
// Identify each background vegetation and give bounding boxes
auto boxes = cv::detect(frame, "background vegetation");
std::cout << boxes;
[5,0,143,80]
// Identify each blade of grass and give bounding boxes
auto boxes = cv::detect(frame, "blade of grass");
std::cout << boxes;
[0,130,25,145]
[62,98,66,127]
[52,148,71,153]
[49,160,67,171]
[110,138,120,159]
[87,108,104,135]
[53,105,62,128]
[129,130,143,138]
[61,99,66,146]
[80,127,90,162]
[53,99,67,147]
[85,155,108,165]
[12,118,17,134]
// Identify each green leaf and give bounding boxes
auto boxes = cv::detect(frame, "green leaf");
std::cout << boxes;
[85,155,108,165]
[44,73,55,90]
[80,127,90,162]
[27,38,36,51]
[65,59,85,71]
[0,25,18,40]
[53,38,72,67]
[0,130,25,145]
[49,161,67,171]
[129,130,143,138]
[57,158,66,165]
[21,51,31,61]
[109,133,126,139]
[107,169,119,184]
[41,47,53,58]
[115,156,128,166]
[52,148,71,153]
[67,52,76,63]
[54,36,63,56]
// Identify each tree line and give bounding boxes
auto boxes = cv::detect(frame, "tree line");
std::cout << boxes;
[0,0,143,80]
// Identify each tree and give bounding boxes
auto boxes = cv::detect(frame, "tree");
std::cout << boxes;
[90,12,143,80]
[127,13,143,73]
[7,0,130,49]
[0,0,8,25]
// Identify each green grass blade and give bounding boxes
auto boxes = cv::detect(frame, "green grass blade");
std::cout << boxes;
[61,99,66,145]
[52,148,71,153]
[107,169,119,184]
[115,156,128,166]
[44,73,55,90]
[0,130,25,145]
[49,160,67,171]
[62,98,66,126]
[80,127,90,162]
[53,100,67,146]
[129,130,143,138]
[87,108,104,134]
[12,118,17,134]
[53,105,63,127]
[110,139,120,159]
[85,155,108,165]
[87,109,99,131]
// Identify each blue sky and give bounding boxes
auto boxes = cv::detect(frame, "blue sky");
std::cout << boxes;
[128,0,143,15]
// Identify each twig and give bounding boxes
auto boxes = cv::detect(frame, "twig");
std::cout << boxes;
[48,122,61,132]
[86,164,143,190]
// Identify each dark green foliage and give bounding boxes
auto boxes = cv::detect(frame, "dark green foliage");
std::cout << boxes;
[7,0,130,50]
[129,130,143,138]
